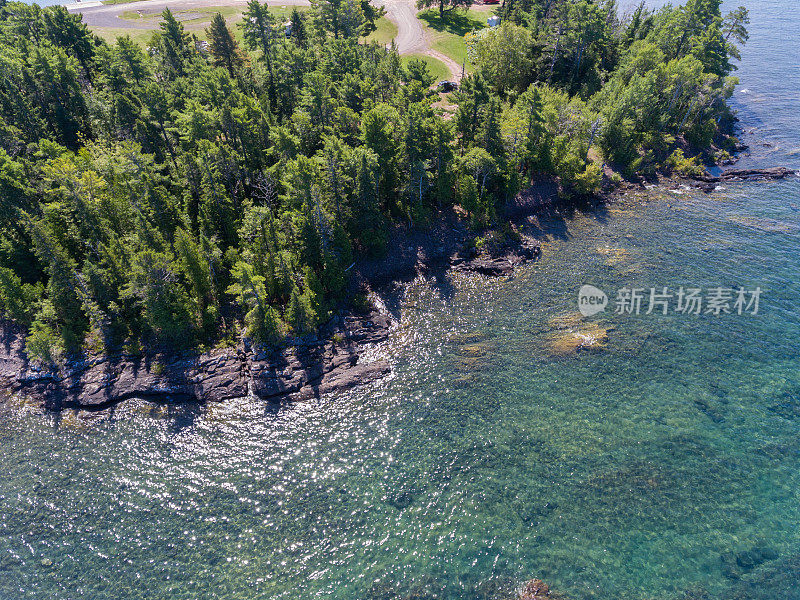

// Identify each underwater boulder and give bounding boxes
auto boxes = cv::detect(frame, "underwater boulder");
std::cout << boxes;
[547,320,610,356]
[722,545,779,579]
[517,579,553,600]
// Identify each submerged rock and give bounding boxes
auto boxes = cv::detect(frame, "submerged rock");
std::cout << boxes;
[516,579,565,600]
[545,314,610,356]
[721,545,779,580]
[726,214,798,234]
[386,490,414,510]
[476,577,567,600]
[446,330,491,345]
[548,328,608,355]
[596,246,631,266]
[768,388,800,421]
[694,396,726,423]
[723,551,800,600]
[456,343,491,358]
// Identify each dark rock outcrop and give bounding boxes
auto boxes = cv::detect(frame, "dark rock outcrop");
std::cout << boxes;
[718,167,796,180]
[688,167,796,191]
[451,243,541,276]
[0,311,392,411]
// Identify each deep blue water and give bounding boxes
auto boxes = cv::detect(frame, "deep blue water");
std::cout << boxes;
[2,1,800,599]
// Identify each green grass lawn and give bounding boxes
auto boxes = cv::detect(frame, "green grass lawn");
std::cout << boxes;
[365,16,398,45]
[91,5,308,46]
[91,26,156,45]
[119,5,244,22]
[417,8,487,70]
[401,53,449,82]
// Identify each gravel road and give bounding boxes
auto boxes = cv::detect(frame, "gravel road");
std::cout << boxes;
[71,0,463,79]
[72,0,308,28]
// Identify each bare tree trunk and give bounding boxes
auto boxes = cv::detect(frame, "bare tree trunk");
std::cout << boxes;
[548,27,563,84]
[570,40,586,87]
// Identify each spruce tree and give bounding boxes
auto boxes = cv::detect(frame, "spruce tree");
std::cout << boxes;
[206,12,244,77]
[240,0,277,103]
[289,8,308,47]
[158,8,193,78]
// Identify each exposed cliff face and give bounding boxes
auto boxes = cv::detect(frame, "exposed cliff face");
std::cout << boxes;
[0,311,392,411]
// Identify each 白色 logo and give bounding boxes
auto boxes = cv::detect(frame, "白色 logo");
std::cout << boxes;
[578,285,608,317]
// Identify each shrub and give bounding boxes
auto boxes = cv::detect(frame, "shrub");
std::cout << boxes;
[665,149,705,176]
[714,149,732,164]
[572,163,603,196]
[26,303,64,366]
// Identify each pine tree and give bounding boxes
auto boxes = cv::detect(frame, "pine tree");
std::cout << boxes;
[431,120,455,207]
[31,46,90,149]
[41,6,97,79]
[310,0,364,39]
[226,261,281,344]
[174,228,218,331]
[289,8,308,47]
[206,12,245,77]
[157,8,193,78]
[360,0,385,36]
[114,35,149,84]
[415,0,472,21]
[0,266,38,326]
[123,250,194,346]
[240,0,277,104]
[28,219,86,352]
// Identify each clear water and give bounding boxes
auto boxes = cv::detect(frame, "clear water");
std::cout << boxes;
[3,1,800,599]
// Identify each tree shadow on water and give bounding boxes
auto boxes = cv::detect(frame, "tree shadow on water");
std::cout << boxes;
[165,402,202,434]
[522,196,611,242]
[430,269,456,301]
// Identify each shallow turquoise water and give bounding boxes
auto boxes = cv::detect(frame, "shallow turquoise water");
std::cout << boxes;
[3,1,800,599]
[7,180,800,600]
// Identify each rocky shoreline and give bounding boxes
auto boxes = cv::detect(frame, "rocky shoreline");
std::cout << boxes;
[0,208,548,412]
[0,178,559,412]
[1,162,793,413]
[0,214,551,414]
[0,310,392,412]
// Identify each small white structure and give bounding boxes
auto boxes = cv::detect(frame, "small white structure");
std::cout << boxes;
[487,15,501,27]
[64,0,103,10]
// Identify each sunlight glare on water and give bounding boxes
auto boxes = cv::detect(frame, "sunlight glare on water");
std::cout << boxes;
[2,0,800,599]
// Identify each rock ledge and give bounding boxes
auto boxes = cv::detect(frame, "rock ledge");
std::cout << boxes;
[0,310,392,411]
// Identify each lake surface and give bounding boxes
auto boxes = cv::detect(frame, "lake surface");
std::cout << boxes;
[2,1,800,599]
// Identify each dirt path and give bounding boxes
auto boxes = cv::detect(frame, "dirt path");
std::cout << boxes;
[426,48,463,81]
[378,0,426,54]
[378,0,463,81]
